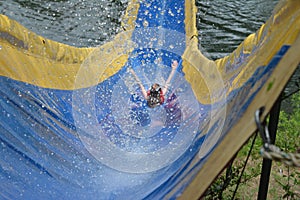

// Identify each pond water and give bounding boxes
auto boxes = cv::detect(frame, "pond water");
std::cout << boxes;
[0,0,298,101]
[0,0,277,50]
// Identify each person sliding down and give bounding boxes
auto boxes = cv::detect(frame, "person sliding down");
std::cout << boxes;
[129,60,179,108]
[146,83,164,108]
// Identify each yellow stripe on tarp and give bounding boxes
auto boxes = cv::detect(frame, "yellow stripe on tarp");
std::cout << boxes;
[215,0,300,92]
[181,0,300,104]
[0,14,93,89]
[0,0,140,90]
[177,0,300,199]
[182,0,224,104]
[0,0,219,104]
[1,0,299,102]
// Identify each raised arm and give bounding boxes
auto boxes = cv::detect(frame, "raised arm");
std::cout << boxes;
[162,60,178,95]
[129,68,148,100]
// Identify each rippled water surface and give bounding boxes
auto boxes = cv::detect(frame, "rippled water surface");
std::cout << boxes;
[196,0,279,59]
[0,0,277,52]
[0,0,300,99]
[0,0,298,99]
[0,0,127,47]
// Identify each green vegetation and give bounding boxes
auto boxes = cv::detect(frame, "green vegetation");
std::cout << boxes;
[203,91,300,200]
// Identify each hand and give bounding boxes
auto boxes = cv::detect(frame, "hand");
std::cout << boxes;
[129,68,135,74]
[171,60,178,69]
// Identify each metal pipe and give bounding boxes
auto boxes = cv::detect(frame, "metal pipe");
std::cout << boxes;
[257,96,282,200]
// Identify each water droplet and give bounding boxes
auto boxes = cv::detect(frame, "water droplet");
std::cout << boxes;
[168,9,175,17]
[143,20,149,27]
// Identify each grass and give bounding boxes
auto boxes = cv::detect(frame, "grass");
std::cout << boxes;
[202,91,300,200]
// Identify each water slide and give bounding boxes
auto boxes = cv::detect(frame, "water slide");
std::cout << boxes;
[0,0,299,199]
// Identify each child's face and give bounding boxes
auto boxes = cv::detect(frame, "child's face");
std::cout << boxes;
[152,84,159,89]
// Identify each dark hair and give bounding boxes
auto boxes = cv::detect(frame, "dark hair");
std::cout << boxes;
[147,87,162,108]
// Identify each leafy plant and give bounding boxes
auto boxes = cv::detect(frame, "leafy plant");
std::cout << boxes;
[202,91,300,199]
